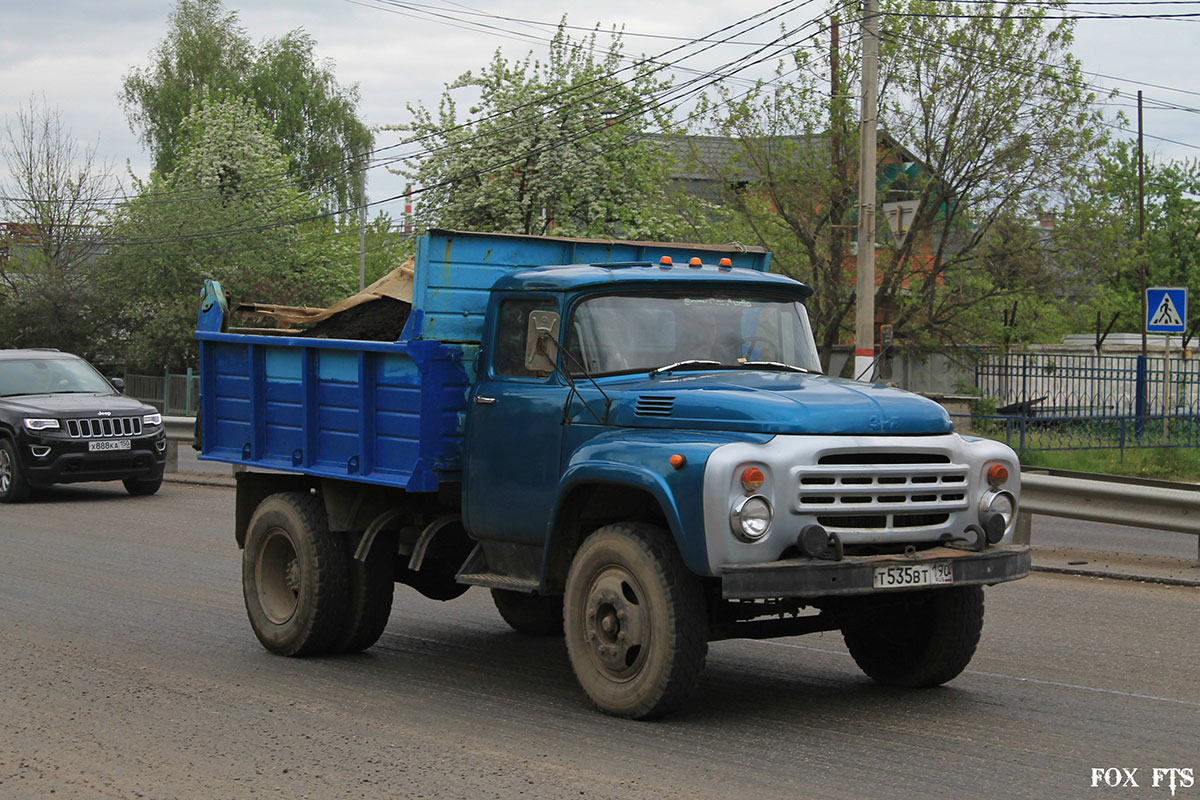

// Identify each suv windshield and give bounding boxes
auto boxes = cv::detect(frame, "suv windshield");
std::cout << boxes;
[0,357,115,396]
[565,293,822,376]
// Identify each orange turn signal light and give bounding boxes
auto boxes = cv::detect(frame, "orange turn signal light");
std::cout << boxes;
[741,466,765,492]
[987,463,1009,486]
[669,454,687,469]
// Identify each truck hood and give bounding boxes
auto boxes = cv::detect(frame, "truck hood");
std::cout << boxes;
[602,371,953,435]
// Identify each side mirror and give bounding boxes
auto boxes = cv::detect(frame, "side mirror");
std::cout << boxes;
[524,310,561,374]
[110,377,125,393]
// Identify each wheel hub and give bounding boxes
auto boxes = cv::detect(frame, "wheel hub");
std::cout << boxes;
[0,450,12,493]
[583,567,648,681]
[256,528,301,625]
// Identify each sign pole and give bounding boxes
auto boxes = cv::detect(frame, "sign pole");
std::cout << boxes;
[1164,333,1170,443]
[1146,286,1187,444]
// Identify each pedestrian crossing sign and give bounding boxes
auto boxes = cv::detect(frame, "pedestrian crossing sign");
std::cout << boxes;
[1146,286,1187,333]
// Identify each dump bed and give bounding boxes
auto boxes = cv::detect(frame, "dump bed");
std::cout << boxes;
[195,229,770,491]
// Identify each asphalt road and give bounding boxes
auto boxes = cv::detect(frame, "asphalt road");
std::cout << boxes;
[2,481,1196,800]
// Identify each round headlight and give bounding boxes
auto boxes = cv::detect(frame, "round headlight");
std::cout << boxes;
[731,495,773,542]
[979,489,1015,529]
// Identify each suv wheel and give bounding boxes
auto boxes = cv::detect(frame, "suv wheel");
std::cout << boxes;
[0,439,31,503]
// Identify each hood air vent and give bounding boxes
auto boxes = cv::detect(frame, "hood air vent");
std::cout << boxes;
[635,395,676,417]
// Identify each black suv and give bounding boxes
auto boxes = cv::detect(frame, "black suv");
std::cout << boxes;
[0,349,166,501]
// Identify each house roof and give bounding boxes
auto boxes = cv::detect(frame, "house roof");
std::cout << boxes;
[647,132,929,185]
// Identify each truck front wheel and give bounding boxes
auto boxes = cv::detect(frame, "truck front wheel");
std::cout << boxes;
[841,585,984,688]
[242,492,348,657]
[563,522,707,719]
[491,589,563,636]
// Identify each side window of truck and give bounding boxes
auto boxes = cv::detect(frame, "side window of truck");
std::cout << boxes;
[492,298,557,378]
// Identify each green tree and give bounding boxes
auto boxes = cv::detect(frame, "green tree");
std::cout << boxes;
[687,1,1108,363]
[1064,142,1200,343]
[0,97,118,360]
[121,0,373,212]
[395,25,684,238]
[101,97,356,369]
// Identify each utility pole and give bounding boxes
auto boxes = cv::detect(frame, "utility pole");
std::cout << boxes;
[1138,90,1147,358]
[855,0,880,381]
[359,145,368,292]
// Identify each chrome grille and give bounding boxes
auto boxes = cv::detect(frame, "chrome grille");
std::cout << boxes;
[66,416,143,438]
[795,455,968,531]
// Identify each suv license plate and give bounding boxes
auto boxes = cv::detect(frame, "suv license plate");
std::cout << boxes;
[873,562,953,589]
[88,439,131,452]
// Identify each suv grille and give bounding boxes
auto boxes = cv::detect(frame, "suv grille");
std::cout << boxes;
[797,451,968,531]
[66,417,143,438]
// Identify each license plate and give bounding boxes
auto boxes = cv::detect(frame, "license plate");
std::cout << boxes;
[873,562,953,589]
[88,439,131,452]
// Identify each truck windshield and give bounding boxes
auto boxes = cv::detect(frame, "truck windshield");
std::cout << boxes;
[565,293,822,376]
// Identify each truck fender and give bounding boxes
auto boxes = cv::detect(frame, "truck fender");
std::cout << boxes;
[548,461,712,580]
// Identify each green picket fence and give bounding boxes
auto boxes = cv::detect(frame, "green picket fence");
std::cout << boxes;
[122,369,200,416]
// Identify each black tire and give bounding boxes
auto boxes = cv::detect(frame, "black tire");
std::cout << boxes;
[242,492,348,657]
[841,585,985,688]
[491,589,564,636]
[0,438,31,503]
[123,475,163,496]
[563,522,708,719]
[335,532,395,654]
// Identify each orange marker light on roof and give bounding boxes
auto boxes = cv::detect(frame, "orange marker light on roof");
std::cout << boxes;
[718,257,733,269]
[659,256,672,266]
[689,257,702,267]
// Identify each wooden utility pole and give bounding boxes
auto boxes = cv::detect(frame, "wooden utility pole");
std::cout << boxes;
[854,0,879,381]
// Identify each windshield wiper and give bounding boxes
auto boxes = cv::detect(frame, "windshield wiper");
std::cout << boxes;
[741,361,816,373]
[649,360,721,376]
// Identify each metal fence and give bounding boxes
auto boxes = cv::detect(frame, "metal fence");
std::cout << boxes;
[122,369,201,416]
[970,352,1200,452]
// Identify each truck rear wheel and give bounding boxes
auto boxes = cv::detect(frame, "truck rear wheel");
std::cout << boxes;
[841,585,984,688]
[563,522,707,719]
[242,492,348,657]
[491,589,563,636]
[335,533,395,654]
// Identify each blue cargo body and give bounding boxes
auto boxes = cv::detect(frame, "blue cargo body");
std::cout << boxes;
[195,229,771,491]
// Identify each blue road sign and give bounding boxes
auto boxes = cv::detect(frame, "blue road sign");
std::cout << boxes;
[1146,286,1187,333]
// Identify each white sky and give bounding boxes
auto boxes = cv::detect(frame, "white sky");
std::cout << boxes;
[1,0,1198,220]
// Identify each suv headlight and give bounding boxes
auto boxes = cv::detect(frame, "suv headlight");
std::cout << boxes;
[730,495,773,542]
[23,418,60,432]
[143,413,162,427]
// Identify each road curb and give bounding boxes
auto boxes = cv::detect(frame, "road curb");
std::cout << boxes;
[1031,546,1200,588]
[1031,564,1200,588]
[164,471,236,488]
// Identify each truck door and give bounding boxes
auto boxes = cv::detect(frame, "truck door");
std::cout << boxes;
[463,296,569,544]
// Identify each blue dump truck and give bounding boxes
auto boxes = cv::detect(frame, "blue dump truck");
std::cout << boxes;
[196,229,1029,719]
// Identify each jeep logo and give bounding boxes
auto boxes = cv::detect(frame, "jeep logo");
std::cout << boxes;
[96,410,112,416]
